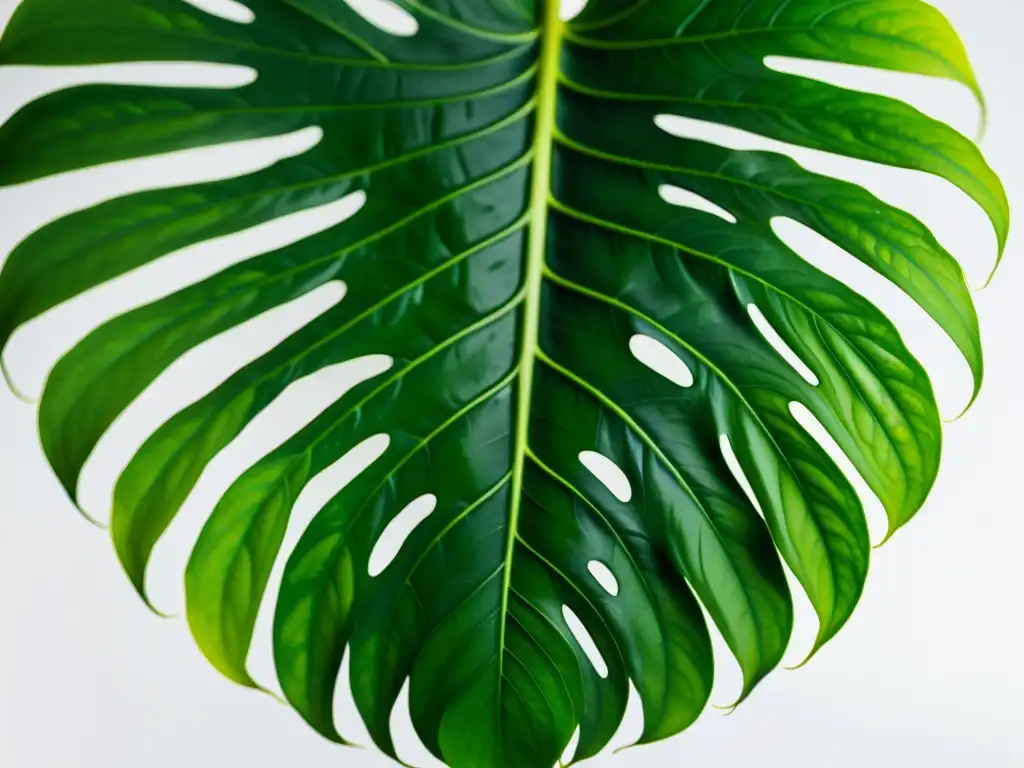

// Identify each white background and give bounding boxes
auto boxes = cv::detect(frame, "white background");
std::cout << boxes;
[1,0,1021,766]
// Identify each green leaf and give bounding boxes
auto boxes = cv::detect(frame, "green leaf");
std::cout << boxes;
[0,1,1007,766]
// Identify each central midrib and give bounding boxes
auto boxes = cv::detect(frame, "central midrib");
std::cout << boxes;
[498,0,563,680]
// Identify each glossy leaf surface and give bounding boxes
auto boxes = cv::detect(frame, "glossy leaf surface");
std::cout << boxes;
[0,1,1007,766]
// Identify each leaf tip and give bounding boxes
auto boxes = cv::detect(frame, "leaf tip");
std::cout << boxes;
[76,502,107,529]
[712,687,753,715]
[611,740,640,756]
[129,580,176,620]
[974,94,988,145]
[711,701,740,716]
[1,357,35,404]
[944,390,980,424]
[259,685,287,706]
[976,253,1005,291]
[112,528,175,617]
[785,641,824,671]
[873,525,898,550]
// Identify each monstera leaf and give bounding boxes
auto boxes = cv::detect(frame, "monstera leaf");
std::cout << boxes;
[0,0,1007,765]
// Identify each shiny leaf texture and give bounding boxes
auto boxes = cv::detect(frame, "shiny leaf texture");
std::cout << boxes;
[0,1,1007,766]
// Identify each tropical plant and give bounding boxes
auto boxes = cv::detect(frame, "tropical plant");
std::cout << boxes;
[0,0,1007,765]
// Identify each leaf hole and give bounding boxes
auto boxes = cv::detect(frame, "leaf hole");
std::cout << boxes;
[4,171,357,401]
[247,432,391,689]
[658,184,737,223]
[561,606,608,678]
[780,562,821,670]
[391,677,447,767]
[628,333,694,388]
[344,0,419,36]
[719,434,819,664]
[0,61,257,141]
[368,494,438,577]
[652,113,995,280]
[607,679,644,751]
[578,451,631,503]
[772,216,971,418]
[333,649,375,744]
[0,122,322,304]
[763,56,978,139]
[78,282,348,523]
[559,0,589,21]
[718,435,763,519]
[586,560,619,596]
[139,355,392,611]
[789,401,888,546]
[181,0,255,24]
[691,594,745,709]
[10,117,319,246]
[746,303,820,387]
[560,725,581,765]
